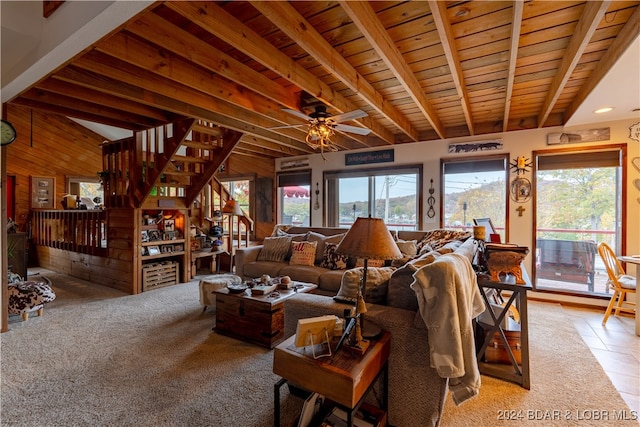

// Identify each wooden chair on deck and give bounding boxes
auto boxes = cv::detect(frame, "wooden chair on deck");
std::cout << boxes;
[597,242,636,325]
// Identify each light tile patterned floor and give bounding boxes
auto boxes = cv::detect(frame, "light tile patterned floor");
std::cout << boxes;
[561,304,639,415]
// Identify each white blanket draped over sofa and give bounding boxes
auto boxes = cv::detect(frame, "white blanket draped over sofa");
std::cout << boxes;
[411,252,485,405]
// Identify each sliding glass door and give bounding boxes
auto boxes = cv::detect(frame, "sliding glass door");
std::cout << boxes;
[533,146,626,296]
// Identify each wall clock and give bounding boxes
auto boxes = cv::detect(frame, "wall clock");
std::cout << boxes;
[1,120,17,146]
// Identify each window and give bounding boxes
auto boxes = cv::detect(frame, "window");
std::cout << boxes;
[533,146,626,296]
[441,155,509,240]
[221,179,251,235]
[325,166,421,231]
[67,176,104,209]
[277,171,311,226]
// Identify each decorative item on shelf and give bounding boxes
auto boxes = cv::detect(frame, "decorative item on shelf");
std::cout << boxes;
[484,243,530,284]
[472,225,487,272]
[336,216,402,354]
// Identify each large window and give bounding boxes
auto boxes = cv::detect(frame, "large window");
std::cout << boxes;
[325,166,422,231]
[277,171,311,226]
[533,146,625,296]
[441,155,509,240]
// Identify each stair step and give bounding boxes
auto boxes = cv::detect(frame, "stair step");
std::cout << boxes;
[172,155,207,163]
[182,141,221,150]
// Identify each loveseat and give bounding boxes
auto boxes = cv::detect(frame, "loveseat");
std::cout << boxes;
[236,226,477,426]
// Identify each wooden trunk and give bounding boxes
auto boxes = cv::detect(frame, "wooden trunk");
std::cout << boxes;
[215,293,284,348]
[484,330,522,365]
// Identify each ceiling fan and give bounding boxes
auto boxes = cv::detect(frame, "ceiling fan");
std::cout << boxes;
[270,104,371,155]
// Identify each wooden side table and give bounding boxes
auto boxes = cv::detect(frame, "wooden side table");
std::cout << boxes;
[476,272,531,389]
[273,331,390,427]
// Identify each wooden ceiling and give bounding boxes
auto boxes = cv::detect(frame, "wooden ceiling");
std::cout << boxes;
[7,1,640,159]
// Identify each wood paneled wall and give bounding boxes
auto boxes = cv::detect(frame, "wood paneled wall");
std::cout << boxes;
[5,105,104,231]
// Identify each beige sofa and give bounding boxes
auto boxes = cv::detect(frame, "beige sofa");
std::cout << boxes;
[234,226,455,296]
[236,226,476,426]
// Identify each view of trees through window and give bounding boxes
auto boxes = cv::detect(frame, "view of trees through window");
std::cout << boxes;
[329,171,419,231]
[535,164,621,296]
[442,157,508,240]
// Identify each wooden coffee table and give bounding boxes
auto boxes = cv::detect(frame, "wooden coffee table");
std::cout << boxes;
[214,281,317,348]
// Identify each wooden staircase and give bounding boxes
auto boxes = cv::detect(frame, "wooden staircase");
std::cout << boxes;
[101,118,253,252]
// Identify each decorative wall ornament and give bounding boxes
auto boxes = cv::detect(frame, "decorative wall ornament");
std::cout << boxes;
[447,140,502,153]
[427,179,436,218]
[509,156,532,175]
[280,158,310,170]
[632,157,640,172]
[345,149,394,166]
[510,177,532,203]
[629,122,640,142]
[547,127,610,145]
[314,182,320,211]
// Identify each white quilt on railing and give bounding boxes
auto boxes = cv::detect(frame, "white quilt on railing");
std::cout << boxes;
[410,252,485,405]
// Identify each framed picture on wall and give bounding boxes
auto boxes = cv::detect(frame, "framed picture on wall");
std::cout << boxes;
[30,176,56,209]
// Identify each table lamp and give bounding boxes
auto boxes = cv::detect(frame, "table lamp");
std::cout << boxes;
[336,216,402,352]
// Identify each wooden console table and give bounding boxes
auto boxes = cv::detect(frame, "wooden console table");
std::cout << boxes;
[476,272,531,389]
[273,331,390,427]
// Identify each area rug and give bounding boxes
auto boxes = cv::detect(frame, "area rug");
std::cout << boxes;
[0,270,633,426]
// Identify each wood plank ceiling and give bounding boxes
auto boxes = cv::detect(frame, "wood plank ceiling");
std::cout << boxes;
[7,1,640,159]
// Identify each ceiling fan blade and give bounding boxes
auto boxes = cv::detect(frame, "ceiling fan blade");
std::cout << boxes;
[267,124,305,130]
[334,124,371,135]
[330,109,368,123]
[282,108,311,121]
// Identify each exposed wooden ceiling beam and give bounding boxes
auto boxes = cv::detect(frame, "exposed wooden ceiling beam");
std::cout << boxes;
[428,1,474,136]
[537,1,611,127]
[340,1,445,139]
[164,1,394,145]
[503,1,524,133]
[565,4,640,122]
[97,28,362,150]
[35,77,175,123]
[11,96,146,131]
[126,13,300,113]
[54,62,314,153]
[250,1,419,142]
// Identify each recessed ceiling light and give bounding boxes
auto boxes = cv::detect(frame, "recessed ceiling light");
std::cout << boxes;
[594,107,614,114]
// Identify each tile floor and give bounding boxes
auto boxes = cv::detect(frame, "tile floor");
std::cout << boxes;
[561,304,639,414]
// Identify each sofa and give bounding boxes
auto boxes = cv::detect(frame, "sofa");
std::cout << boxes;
[236,225,477,426]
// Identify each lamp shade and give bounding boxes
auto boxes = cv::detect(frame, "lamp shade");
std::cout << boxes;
[336,216,402,260]
[222,199,243,216]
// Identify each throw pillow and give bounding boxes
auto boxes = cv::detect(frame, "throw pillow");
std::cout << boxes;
[396,239,418,256]
[334,266,396,305]
[270,224,294,237]
[289,241,318,266]
[320,243,349,270]
[306,231,346,264]
[257,236,292,262]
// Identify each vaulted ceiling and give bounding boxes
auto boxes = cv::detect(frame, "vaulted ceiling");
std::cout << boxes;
[6,1,640,159]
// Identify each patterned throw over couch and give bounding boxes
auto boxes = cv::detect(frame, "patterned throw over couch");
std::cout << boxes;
[235,225,479,426]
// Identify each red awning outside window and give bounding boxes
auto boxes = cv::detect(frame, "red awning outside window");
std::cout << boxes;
[283,186,310,198]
